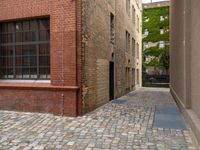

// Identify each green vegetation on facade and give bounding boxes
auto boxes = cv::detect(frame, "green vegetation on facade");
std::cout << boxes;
[142,6,170,74]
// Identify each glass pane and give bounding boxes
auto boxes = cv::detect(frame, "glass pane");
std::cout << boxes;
[39,19,50,30]
[6,46,13,56]
[30,20,37,30]
[16,45,22,56]
[7,68,14,78]
[29,45,37,55]
[39,67,47,79]
[30,56,37,67]
[15,67,22,79]
[7,23,13,33]
[39,56,46,66]
[30,68,37,79]
[22,56,30,66]
[15,32,22,42]
[22,45,30,56]
[23,21,29,31]
[7,33,13,43]
[15,22,23,31]
[6,56,13,67]
[39,30,50,41]
[15,56,22,67]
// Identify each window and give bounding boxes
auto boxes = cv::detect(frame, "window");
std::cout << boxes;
[160,16,164,21]
[126,31,130,52]
[126,0,131,16]
[136,43,139,58]
[159,41,165,48]
[132,68,135,87]
[132,6,136,24]
[0,18,50,79]
[144,29,149,36]
[110,13,115,44]
[144,42,149,49]
[160,28,164,34]
[144,16,149,22]
[132,38,135,56]
[125,67,130,89]
[136,69,139,85]
[137,15,140,32]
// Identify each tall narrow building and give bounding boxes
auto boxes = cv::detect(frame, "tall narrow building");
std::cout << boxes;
[0,0,142,116]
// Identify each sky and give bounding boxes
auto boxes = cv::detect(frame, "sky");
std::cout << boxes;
[142,0,169,3]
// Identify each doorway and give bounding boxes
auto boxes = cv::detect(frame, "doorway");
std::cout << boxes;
[109,62,114,100]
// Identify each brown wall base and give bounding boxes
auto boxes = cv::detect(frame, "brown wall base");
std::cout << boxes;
[0,83,79,117]
[170,86,200,146]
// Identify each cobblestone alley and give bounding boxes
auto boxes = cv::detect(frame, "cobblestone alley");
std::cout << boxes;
[0,88,198,150]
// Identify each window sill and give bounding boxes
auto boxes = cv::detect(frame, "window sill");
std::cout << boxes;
[0,81,79,91]
[0,80,51,83]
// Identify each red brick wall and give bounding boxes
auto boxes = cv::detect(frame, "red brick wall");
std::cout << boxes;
[0,0,82,116]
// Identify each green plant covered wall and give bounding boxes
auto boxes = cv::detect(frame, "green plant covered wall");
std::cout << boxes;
[142,6,170,74]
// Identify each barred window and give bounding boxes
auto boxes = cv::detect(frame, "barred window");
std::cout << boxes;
[0,18,50,79]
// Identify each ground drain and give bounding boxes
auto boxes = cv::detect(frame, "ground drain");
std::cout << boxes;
[153,105,187,130]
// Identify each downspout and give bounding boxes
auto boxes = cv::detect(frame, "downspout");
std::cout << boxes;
[61,0,65,116]
[75,0,81,116]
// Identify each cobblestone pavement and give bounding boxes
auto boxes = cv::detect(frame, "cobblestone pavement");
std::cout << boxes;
[0,88,198,150]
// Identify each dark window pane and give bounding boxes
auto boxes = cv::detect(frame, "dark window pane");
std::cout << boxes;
[7,33,13,43]
[15,56,22,67]
[30,20,37,30]
[30,56,37,67]
[30,68,37,78]
[16,45,22,56]
[22,45,30,56]
[6,56,13,67]
[39,44,49,55]
[39,19,50,30]
[15,22,22,31]
[23,21,29,31]
[22,56,30,66]
[6,46,13,56]
[29,45,37,55]
[39,30,50,41]
[39,67,47,79]
[16,67,22,79]
[7,23,13,33]
[39,56,47,66]
[15,32,22,42]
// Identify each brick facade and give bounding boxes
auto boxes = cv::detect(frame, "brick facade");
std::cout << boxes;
[0,0,81,116]
[0,0,142,116]
[82,0,142,113]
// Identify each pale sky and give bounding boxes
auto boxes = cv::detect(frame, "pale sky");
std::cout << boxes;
[142,0,169,3]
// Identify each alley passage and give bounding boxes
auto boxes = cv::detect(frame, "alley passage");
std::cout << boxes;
[0,88,197,150]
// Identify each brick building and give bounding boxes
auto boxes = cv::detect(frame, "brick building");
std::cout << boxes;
[0,0,142,116]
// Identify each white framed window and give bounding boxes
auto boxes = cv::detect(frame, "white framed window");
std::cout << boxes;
[144,16,149,22]
[159,41,165,48]
[160,16,164,21]
[144,42,149,49]
[160,28,164,34]
[144,29,149,36]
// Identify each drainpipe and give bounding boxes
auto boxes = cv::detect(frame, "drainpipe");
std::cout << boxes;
[61,0,65,116]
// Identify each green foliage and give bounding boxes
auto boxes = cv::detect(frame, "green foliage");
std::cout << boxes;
[159,48,170,71]
[143,6,170,43]
[142,6,170,73]
[143,45,170,72]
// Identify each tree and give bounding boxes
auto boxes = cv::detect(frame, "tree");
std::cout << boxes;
[159,48,170,74]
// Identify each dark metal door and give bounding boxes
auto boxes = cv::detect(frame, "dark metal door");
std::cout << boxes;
[109,62,114,100]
